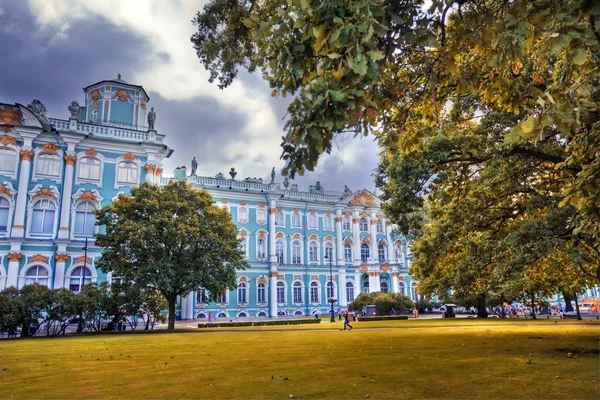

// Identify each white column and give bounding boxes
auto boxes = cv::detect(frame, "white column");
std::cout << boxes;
[186,294,194,320]
[392,271,400,294]
[355,272,361,294]
[144,163,156,184]
[373,271,381,292]
[369,213,378,263]
[368,272,375,293]
[339,268,347,306]
[269,203,277,263]
[352,213,361,266]
[53,254,69,289]
[6,253,22,288]
[269,272,278,317]
[386,222,395,263]
[335,211,343,265]
[180,295,188,320]
[12,150,34,238]
[58,155,76,239]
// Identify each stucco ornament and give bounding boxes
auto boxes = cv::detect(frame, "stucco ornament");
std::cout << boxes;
[140,98,147,110]
[26,99,51,126]
[68,101,80,118]
[348,190,377,207]
[90,90,101,101]
[0,106,22,125]
[116,89,130,101]
[0,136,17,146]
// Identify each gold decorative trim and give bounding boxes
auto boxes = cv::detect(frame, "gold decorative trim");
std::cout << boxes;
[55,254,69,262]
[220,199,228,204]
[0,184,13,199]
[0,126,10,133]
[30,254,48,263]
[325,235,333,241]
[276,232,285,239]
[155,168,163,176]
[74,256,92,265]
[20,150,34,161]
[240,201,247,206]
[0,135,17,146]
[370,219,378,225]
[122,152,136,162]
[64,155,77,165]
[362,237,371,244]
[352,218,360,224]
[85,149,98,157]
[309,234,318,240]
[380,264,390,272]
[140,98,147,110]
[33,188,56,200]
[40,143,59,153]
[293,275,301,281]
[335,216,343,223]
[239,231,248,238]
[349,190,377,207]
[239,276,247,282]
[277,275,284,280]
[361,212,368,218]
[292,233,301,239]
[377,215,384,220]
[78,191,98,203]
[310,209,316,214]
[7,253,22,262]
[344,212,351,217]
[116,89,130,101]
[144,164,156,174]
[359,265,368,273]
[344,238,353,244]
[270,271,278,277]
[392,272,399,277]
[311,275,318,281]
[90,90,101,101]
[257,277,267,284]
[269,207,276,214]
[0,106,22,125]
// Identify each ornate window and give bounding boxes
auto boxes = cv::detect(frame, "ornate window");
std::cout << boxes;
[237,282,247,303]
[239,235,248,257]
[69,266,92,292]
[219,292,228,304]
[359,218,368,232]
[395,245,402,260]
[276,240,285,264]
[310,281,320,303]
[256,208,267,224]
[398,281,405,295]
[291,212,301,228]
[376,220,384,233]
[309,242,318,262]
[24,265,49,287]
[238,207,248,223]
[291,240,301,264]
[36,153,61,177]
[324,242,333,261]
[257,238,266,259]
[342,216,351,231]
[378,245,386,263]
[380,275,390,293]
[0,148,17,174]
[361,243,370,262]
[326,281,335,299]
[117,161,138,185]
[74,201,96,235]
[277,281,285,303]
[346,281,355,302]
[257,282,266,303]
[78,157,101,181]
[308,213,317,229]
[293,281,303,303]
[362,274,369,293]
[197,289,208,303]
[324,214,332,229]
[344,244,352,263]
[275,211,284,226]
[0,197,10,231]
[31,199,56,234]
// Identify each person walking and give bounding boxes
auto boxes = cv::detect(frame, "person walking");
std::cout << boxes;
[208,312,212,324]
[343,310,353,330]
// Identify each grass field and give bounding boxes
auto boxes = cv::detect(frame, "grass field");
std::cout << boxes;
[0,320,598,399]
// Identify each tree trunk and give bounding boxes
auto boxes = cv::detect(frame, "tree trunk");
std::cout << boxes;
[21,324,29,338]
[167,295,176,331]
[563,292,574,312]
[574,292,582,321]
[530,290,536,320]
[477,293,488,318]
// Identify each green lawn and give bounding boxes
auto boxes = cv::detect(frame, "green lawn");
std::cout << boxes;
[0,321,598,399]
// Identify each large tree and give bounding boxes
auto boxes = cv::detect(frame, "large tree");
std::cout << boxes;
[95,181,248,330]
[191,0,600,282]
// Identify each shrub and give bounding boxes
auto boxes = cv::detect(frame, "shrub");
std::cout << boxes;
[356,316,409,321]
[348,291,414,315]
[198,318,321,328]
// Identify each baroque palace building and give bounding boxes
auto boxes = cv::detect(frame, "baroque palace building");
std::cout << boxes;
[0,75,419,320]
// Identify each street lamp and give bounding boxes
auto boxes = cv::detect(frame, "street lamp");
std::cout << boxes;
[324,253,335,323]
[76,238,89,333]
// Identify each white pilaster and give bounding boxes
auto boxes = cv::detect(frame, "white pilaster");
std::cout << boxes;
[352,212,361,266]
[12,150,33,238]
[53,254,69,289]
[269,201,277,263]
[339,268,347,307]
[335,210,343,264]
[58,155,76,239]
[386,222,395,263]
[392,271,400,294]
[6,253,22,288]
[269,272,278,317]
[369,213,378,263]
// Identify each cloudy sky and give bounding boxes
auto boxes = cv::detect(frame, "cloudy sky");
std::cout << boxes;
[0,0,380,194]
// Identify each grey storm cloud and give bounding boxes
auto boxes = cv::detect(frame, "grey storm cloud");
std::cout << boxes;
[0,0,379,193]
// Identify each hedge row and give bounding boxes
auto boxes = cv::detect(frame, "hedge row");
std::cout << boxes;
[198,318,322,328]
[356,315,409,321]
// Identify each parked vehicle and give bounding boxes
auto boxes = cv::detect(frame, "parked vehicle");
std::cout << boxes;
[578,299,600,313]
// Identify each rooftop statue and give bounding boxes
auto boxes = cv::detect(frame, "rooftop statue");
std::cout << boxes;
[283,176,290,189]
[27,99,51,126]
[229,167,237,180]
[191,157,198,175]
[148,107,156,130]
[343,185,352,196]
[270,167,275,183]
[215,172,225,180]
[68,101,80,118]
[315,181,322,192]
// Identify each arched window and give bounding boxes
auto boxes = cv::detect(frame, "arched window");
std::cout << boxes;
[589,286,597,298]
[359,218,368,232]
[74,201,96,235]
[0,148,16,173]
[362,275,369,293]
[277,281,285,303]
[346,281,355,302]
[378,245,386,263]
[197,289,208,303]
[324,214,332,229]
[31,199,56,234]
[291,213,301,228]
[342,216,351,231]
[36,153,61,177]
[344,243,352,263]
[219,292,227,304]
[327,281,335,299]
[376,219,384,233]
[117,161,138,184]
[78,157,101,181]
[411,282,418,301]
[69,266,92,292]
[291,240,301,264]
[309,241,318,262]
[398,281,405,295]
[257,311,267,317]
[293,281,303,303]
[308,213,317,229]
[256,208,267,224]
[380,275,389,293]
[257,282,266,303]
[275,211,284,226]
[276,240,284,264]
[237,282,247,303]
[24,265,49,286]
[238,207,248,223]
[395,245,402,260]
[239,235,248,257]
[0,197,10,231]
[310,281,319,303]
[324,242,333,261]
[217,311,228,318]
[361,243,370,262]
[257,237,266,259]
[237,311,248,318]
